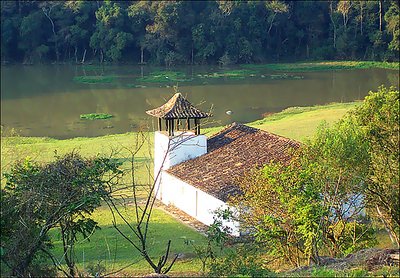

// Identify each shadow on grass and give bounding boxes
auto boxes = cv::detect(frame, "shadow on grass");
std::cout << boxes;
[49,218,207,275]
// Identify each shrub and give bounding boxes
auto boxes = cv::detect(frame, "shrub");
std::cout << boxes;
[208,246,275,278]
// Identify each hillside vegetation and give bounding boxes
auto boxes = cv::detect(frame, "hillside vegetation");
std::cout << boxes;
[1,1,399,64]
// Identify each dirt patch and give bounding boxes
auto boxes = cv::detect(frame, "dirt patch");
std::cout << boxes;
[289,248,399,273]
[365,249,399,270]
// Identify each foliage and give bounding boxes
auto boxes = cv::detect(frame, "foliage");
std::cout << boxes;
[182,238,215,273]
[85,261,106,277]
[351,86,400,247]
[384,2,400,52]
[1,152,122,277]
[73,75,115,84]
[80,113,114,120]
[310,267,336,277]
[206,208,235,249]
[1,1,399,64]
[208,245,275,278]
[204,209,275,276]
[230,117,376,267]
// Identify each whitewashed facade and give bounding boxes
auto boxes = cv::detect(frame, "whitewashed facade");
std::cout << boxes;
[154,131,240,236]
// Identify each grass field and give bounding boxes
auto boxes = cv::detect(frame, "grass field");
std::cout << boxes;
[249,102,360,142]
[1,101,389,275]
[48,206,208,276]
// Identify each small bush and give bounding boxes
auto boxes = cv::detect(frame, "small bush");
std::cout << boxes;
[208,246,275,278]
[311,267,336,277]
[86,261,106,277]
[348,269,369,277]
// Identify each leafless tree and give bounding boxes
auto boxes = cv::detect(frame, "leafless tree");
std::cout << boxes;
[101,101,215,276]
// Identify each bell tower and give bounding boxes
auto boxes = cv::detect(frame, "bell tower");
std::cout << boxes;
[146,93,211,199]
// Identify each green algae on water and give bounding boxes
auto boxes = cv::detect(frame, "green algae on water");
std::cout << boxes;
[73,75,115,84]
[80,113,114,120]
[137,71,192,83]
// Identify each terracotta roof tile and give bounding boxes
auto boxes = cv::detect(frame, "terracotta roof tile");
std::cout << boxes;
[166,123,300,202]
[146,93,211,119]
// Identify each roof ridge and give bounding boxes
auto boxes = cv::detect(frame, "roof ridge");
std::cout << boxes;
[226,122,300,143]
[146,93,211,119]
[209,122,258,140]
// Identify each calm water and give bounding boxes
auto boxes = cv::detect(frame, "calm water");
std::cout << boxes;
[1,64,398,139]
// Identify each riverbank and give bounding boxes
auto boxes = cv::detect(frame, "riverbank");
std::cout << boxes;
[1,102,358,166]
[3,60,399,70]
[1,102,359,181]
[242,60,399,71]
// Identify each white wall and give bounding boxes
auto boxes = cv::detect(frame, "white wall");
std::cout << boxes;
[159,172,240,236]
[154,131,207,199]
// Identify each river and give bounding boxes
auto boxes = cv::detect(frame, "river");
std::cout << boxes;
[1,64,398,139]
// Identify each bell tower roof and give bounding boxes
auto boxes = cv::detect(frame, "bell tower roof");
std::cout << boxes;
[146,93,211,119]
[146,93,211,136]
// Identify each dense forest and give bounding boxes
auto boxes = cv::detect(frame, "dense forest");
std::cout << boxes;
[1,1,399,65]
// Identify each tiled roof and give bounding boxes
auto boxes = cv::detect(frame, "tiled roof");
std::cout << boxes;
[166,123,300,202]
[146,93,211,119]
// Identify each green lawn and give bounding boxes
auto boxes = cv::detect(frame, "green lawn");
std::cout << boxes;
[249,102,360,142]
[48,206,207,276]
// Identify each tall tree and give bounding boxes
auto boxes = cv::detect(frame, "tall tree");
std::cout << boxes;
[63,1,96,63]
[337,0,352,30]
[352,86,400,247]
[127,1,152,64]
[18,10,49,63]
[39,2,61,62]
[90,0,132,62]
[384,1,400,53]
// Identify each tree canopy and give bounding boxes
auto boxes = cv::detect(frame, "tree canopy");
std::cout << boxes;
[1,152,122,277]
[1,1,399,64]
[227,86,399,267]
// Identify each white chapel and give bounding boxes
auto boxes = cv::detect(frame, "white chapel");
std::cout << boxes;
[146,93,300,235]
